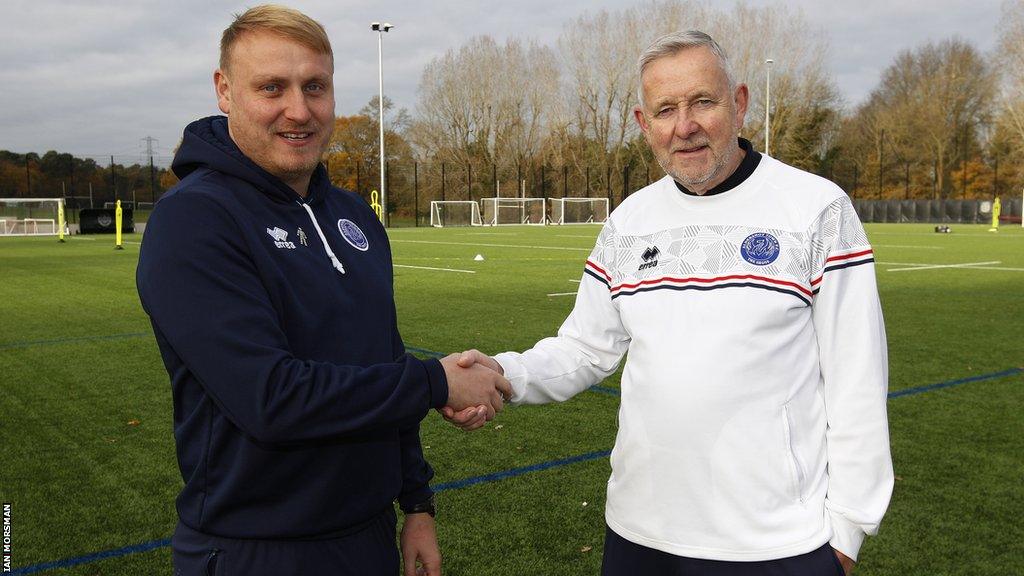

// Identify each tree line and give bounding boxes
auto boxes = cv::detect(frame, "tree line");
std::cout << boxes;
[0,150,176,207]
[6,1,1022,217]
[327,0,1024,217]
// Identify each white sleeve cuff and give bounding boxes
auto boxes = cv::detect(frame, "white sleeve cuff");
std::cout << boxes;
[828,508,866,561]
[493,352,528,405]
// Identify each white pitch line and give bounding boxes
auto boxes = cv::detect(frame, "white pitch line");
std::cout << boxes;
[555,234,598,239]
[873,245,944,250]
[883,260,1001,272]
[394,264,475,274]
[69,236,97,241]
[568,279,581,283]
[391,239,589,252]
[547,291,578,297]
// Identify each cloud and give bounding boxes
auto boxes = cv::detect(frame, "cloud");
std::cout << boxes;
[0,0,1004,164]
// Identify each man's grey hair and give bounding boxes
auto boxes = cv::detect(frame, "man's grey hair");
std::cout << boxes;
[636,30,736,108]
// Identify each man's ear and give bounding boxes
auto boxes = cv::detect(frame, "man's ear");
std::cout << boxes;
[634,106,650,135]
[214,69,231,115]
[733,83,749,131]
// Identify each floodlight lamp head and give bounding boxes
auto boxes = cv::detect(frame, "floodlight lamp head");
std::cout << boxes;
[371,22,381,31]
[382,23,393,32]
[765,58,774,65]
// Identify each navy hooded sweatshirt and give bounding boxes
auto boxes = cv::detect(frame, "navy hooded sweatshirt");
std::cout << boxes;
[137,116,448,539]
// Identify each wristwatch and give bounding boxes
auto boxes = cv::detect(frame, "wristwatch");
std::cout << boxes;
[403,494,436,517]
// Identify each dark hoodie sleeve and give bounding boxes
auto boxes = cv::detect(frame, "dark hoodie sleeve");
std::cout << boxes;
[137,189,449,445]
[376,219,436,509]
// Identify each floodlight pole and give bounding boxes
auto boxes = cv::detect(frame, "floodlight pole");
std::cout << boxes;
[371,22,393,225]
[765,58,773,156]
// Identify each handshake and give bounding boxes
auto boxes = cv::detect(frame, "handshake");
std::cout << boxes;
[439,350,508,431]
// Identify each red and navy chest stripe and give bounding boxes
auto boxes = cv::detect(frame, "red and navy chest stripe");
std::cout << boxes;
[585,247,874,306]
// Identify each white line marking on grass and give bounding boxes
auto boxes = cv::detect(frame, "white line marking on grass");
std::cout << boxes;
[391,239,589,252]
[568,279,581,283]
[873,245,945,250]
[394,264,475,273]
[555,235,598,239]
[463,233,520,236]
[881,260,1001,272]
[70,236,97,241]
[547,291,578,297]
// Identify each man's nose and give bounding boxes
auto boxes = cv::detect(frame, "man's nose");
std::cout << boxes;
[283,88,312,124]
[673,111,700,140]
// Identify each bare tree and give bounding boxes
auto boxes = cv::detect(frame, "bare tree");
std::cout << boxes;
[995,1,1024,158]
[411,1,840,201]
[838,39,994,198]
[410,36,559,170]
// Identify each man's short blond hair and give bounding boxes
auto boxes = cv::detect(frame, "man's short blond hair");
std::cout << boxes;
[220,4,332,71]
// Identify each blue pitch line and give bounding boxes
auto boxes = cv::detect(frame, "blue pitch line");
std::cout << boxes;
[0,332,150,351]
[433,449,612,492]
[888,367,1022,398]
[10,367,1021,574]
[563,369,1024,400]
[9,452,611,575]
[405,345,446,358]
[9,538,171,576]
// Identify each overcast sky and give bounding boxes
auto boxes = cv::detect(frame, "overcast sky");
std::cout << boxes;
[0,0,1003,166]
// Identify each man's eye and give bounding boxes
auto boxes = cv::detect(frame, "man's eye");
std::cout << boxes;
[305,83,323,92]
[262,85,279,93]
[656,107,674,117]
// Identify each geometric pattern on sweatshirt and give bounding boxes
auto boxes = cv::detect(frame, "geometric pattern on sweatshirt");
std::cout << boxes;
[584,196,873,306]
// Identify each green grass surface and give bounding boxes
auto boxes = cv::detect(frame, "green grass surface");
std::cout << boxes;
[1,223,1022,575]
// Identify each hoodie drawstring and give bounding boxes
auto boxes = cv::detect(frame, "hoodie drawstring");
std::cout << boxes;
[299,202,345,275]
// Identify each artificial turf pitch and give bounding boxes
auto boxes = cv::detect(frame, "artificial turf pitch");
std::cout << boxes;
[0,223,1021,575]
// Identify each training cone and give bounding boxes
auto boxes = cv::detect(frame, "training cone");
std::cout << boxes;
[474,254,485,261]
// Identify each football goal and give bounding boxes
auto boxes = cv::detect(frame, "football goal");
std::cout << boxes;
[549,197,609,225]
[0,198,66,237]
[481,197,546,226]
[430,200,483,227]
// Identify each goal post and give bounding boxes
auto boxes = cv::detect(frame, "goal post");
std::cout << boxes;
[549,197,609,225]
[481,197,547,226]
[429,200,483,227]
[0,198,66,237]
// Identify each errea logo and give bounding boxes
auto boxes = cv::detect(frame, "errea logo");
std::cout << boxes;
[266,227,296,249]
[638,246,660,271]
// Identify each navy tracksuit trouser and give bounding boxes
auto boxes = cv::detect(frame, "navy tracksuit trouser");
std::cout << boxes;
[172,509,399,576]
[602,526,847,576]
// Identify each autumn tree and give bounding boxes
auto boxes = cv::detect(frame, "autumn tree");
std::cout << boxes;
[835,38,994,199]
[325,96,415,215]
[992,0,1024,192]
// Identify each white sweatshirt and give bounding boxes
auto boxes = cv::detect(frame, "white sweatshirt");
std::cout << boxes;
[495,156,893,562]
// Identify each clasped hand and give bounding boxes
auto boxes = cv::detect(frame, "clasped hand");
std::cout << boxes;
[439,350,507,431]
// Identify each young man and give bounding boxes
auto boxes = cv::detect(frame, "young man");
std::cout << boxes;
[449,31,893,575]
[137,6,509,575]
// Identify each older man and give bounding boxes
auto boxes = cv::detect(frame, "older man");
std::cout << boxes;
[450,31,893,575]
[137,5,509,576]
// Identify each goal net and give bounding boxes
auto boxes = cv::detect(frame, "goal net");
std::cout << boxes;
[430,200,483,227]
[481,197,546,225]
[549,197,609,225]
[0,198,66,237]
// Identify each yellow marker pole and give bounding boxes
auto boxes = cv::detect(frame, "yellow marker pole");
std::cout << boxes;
[989,197,1001,232]
[57,198,66,243]
[115,199,124,250]
[370,190,383,222]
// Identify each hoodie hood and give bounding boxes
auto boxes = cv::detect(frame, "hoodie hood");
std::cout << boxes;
[172,115,329,205]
